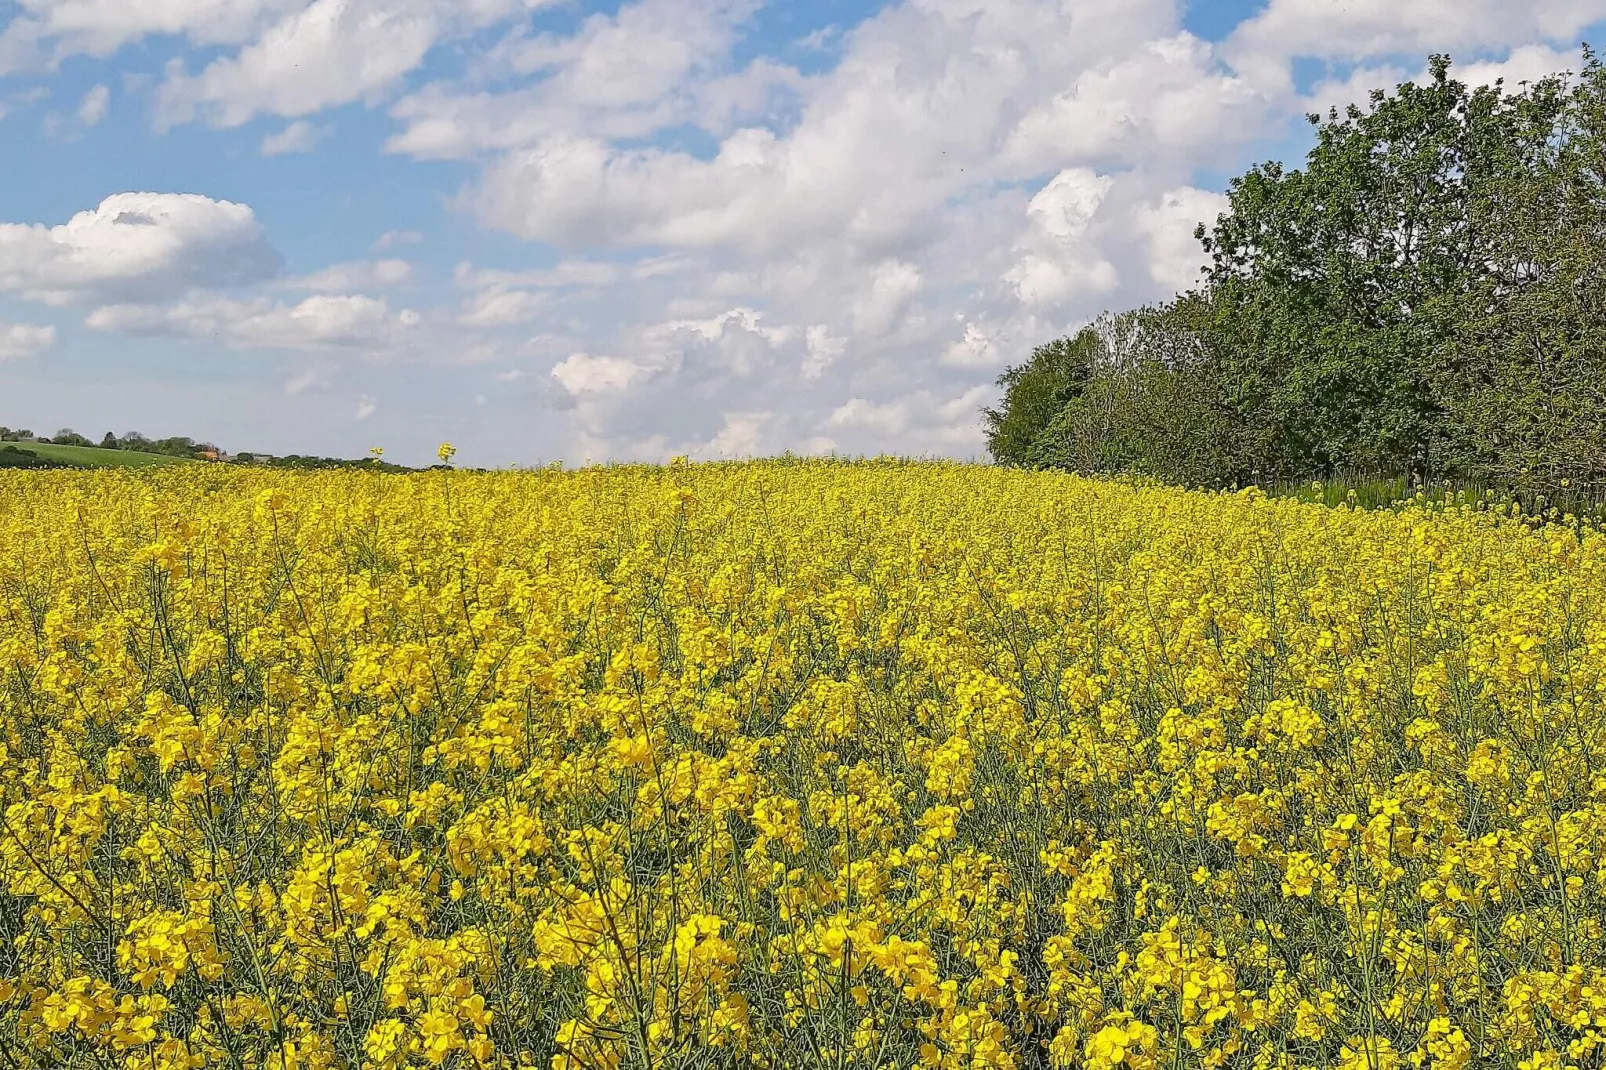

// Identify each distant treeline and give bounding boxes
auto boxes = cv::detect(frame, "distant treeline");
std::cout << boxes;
[0,426,220,457]
[0,445,66,470]
[0,426,422,471]
[239,453,415,473]
[985,51,1606,498]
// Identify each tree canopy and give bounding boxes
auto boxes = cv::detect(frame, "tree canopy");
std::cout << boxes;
[990,50,1606,496]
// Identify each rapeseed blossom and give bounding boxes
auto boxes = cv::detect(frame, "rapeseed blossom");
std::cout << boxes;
[1,460,1604,1068]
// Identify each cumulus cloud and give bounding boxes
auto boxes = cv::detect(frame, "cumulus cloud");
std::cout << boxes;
[459,287,549,327]
[1005,168,1119,308]
[850,261,923,338]
[77,84,109,125]
[1133,186,1229,292]
[942,322,1000,370]
[1224,0,1606,88]
[0,0,296,71]
[702,410,769,457]
[0,192,280,305]
[372,229,423,251]
[468,3,1263,255]
[551,353,647,395]
[156,0,442,126]
[283,259,413,292]
[85,293,420,351]
[147,0,567,128]
[260,118,328,155]
[802,325,846,380]
[284,365,329,394]
[454,259,620,289]
[386,0,771,159]
[1452,43,1589,89]
[449,258,618,326]
[427,0,1278,459]
[0,320,56,359]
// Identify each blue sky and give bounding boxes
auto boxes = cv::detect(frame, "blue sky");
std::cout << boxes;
[2,0,1603,466]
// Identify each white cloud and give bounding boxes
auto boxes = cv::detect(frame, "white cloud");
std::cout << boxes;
[386,0,769,159]
[942,322,1000,369]
[355,394,378,420]
[850,260,922,338]
[459,287,549,327]
[1134,186,1228,292]
[453,259,619,289]
[157,0,442,126]
[372,229,423,251]
[0,0,298,71]
[466,4,1264,256]
[1445,43,1584,90]
[438,0,1273,459]
[828,397,908,436]
[0,320,56,360]
[1005,168,1120,308]
[77,84,109,125]
[802,324,845,380]
[284,365,329,394]
[153,0,560,128]
[1224,0,1606,88]
[448,258,617,327]
[0,192,280,305]
[998,34,1265,175]
[702,410,768,457]
[284,259,412,291]
[86,292,418,351]
[260,118,328,155]
[551,353,647,394]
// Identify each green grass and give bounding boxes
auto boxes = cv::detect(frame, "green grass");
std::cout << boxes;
[18,444,197,469]
[1273,474,1606,523]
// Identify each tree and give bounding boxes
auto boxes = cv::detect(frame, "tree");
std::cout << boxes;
[100,432,120,450]
[1009,50,1606,494]
[1024,301,1258,485]
[982,329,1100,465]
[1196,54,1574,479]
[1435,49,1606,494]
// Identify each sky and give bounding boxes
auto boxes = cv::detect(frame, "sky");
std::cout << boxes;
[2,0,1604,467]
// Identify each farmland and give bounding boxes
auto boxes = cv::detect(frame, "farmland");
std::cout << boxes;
[10,443,196,469]
[0,461,1603,1069]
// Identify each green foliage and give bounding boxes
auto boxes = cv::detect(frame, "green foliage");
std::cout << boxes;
[981,330,1098,465]
[113,432,218,457]
[19,443,196,469]
[257,454,413,472]
[0,446,63,470]
[48,429,95,448]
[993,50,1606,495]
[1024,302,1260,486]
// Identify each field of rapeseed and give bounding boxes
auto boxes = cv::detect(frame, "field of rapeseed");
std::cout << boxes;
[1,460,1604,1070]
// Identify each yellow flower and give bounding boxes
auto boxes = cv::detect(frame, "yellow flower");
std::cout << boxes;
[2,460,1603,1068]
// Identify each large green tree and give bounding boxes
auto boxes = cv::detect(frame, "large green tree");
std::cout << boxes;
[1199,54,1573,479]
[981,329,1100,466]
[992,51,1606,496]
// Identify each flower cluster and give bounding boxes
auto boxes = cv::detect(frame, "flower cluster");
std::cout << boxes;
[1,461,1603,1068]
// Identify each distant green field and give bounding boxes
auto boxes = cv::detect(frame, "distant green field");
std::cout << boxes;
[17,443,197,469]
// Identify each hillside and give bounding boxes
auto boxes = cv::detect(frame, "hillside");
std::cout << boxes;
[18,443,198,469]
